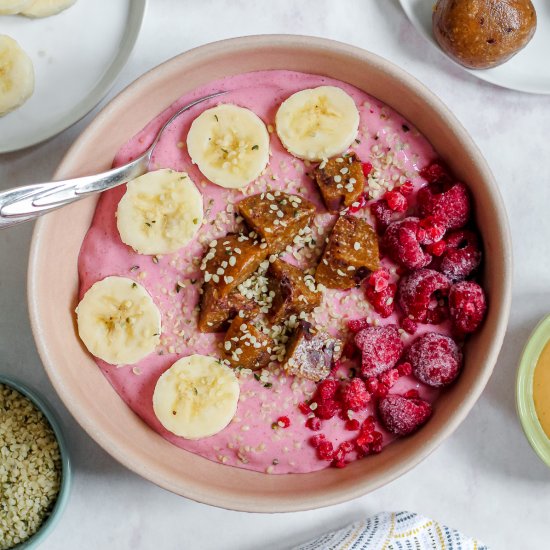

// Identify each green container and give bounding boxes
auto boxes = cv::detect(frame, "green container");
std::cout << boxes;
[0,375,71,549]
[516,314,550,468]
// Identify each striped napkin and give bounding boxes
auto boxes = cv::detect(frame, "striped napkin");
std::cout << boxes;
[294,511,488,550]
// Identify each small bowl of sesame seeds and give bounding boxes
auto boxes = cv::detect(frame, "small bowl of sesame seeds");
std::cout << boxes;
[0,375,71,549]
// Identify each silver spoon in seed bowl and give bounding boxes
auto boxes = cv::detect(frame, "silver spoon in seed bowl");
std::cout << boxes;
[0,91,227,229]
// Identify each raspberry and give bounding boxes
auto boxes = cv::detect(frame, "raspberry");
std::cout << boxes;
[310,434,325,448]
[333,459,347,468]
[406,332,463,387]
[449,281,487,334]
[298,402,310,415]
[305,416,322,431]
[340,378,371,412]
[347,317,370,333]
[417,180,471,231]
[398,268,451,324]
[366,377,379,394]
[400,180,414,195]
[375,383,389,399]
[342,340,358,359]
[370,443,383,454]
[419,160,451,184]
[276,416,290,428]
[417,216,446,245]
[378,394,432,436]
[379,368,400,389]
[369,269,390,292]
[426,240,446,257]
[345,418,360,431]
[438,231,482,282]
[316,379,339,401]
[362,162,373,177]
[400,317,418,335]
[397,362,413,376]
[362,415,376,433]
[384,190,408,212]
[347,193,369,214]
[370,200,396,235]
[404,389,420,399]
[340,440,355,454]
[365,281,396,319]
[383,217,432,270]
[315,400,339,420]
[317,439,335,461]
[355,325,404,377]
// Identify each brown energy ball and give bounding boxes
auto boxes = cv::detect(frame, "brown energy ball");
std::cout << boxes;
[432,0,537,69]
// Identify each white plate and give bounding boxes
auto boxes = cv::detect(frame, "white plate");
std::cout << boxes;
[0,0,146,153]
[399,0,550,95]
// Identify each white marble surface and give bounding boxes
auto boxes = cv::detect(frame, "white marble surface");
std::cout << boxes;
[1,1,549,548]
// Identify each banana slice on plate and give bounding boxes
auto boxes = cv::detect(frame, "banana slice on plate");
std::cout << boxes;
[186,104,270,189]
[275,86,359,161]
[116,168,203,256]
[0,0,31,14]
[76,276,161,366]
[153,354,240,440]
[21,0,75,17]
[0,35,34,116]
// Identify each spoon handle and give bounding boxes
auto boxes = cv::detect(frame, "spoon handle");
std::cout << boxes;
[0,156,148,229]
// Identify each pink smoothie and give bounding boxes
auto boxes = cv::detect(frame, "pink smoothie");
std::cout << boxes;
[78,70,445,474]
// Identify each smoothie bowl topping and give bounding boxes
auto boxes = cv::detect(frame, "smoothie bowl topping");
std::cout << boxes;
[0,384,62,549]
[75,70,488,474]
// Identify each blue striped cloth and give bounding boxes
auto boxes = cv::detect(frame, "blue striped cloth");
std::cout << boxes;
[294,511,488,550]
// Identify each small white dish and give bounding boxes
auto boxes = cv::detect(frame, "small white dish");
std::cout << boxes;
[399,0,550,95]
[0,0,146,153]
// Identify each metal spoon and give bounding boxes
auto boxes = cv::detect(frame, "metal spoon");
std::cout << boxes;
[0,91,227,229]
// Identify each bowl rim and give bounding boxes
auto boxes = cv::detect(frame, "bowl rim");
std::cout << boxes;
[27,34,513,512]
[0,375,71,548]
[516,313,550,468]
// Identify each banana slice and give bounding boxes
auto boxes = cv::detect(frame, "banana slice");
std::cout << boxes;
[0,35,34,116]
[76,276,161,366]
[153,355,240,440]
[116,169,203,256]
[21,0,75,17]
[186,104,270,189]
[0,0,31,14]
[275,86,359,161]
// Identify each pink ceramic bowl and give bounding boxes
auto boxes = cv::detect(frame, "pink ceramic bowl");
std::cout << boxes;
[28,35,512,512]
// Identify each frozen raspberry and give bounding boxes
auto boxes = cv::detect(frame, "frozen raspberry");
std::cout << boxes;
[419,160,451,184]
[316,379,338,401]
[365,281,397,319]
[355,325,404,377]
[366,377,379,394]
[379,368,400,389]
[400,317,418,335]
[298,402,310,415]
[383,217,432,270]
[417,180,471,231]
[416,216,446,245]
[404,389,420,399]
[426,240,446,257]
[340,378,371,412]
[398,268,451,324]
[347,317,370,333]
[375,383,388,399]
[362,162,373,177]
[276,416,290,428]
[406,332,463,387]
[362,415,376,433]
[315,400,339,420]
[378,394,432,436]
[438,230,482,282]
[449,281,487,334]
[310,434,325,448]
[397,362,413,376]
[370,200,396,235]
[369,269,390,291]
[317,439,334,461]
[384,190,408,212]
[345,418,360,431]
[306,416,322,431]
[400,180,414,195]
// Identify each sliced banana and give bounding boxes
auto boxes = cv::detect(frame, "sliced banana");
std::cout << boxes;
[21,0,75,17]
[76,276,161,366]
[0,35,34,116]
[153,355,240,440]
[186,104,270,189]
[0,0,31,14]
[275,86,359,161]
[116,169,203,256]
